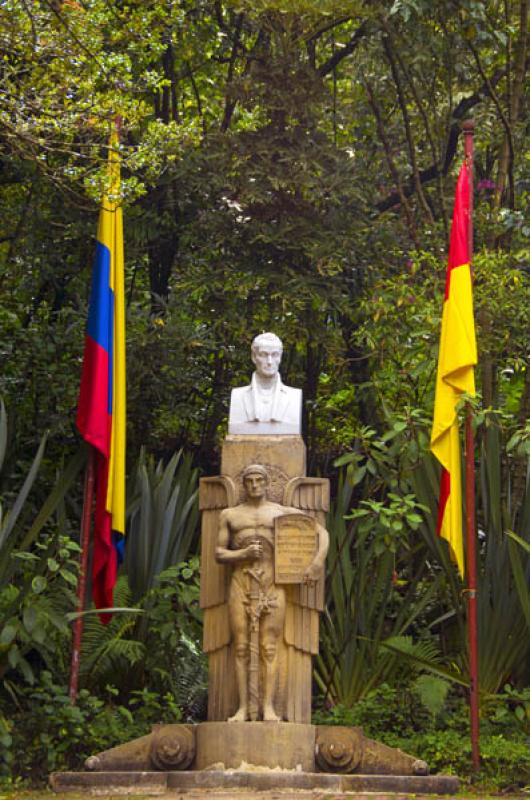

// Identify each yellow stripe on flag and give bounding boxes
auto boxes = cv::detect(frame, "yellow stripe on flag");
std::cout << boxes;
[101,134,126,535]
[430,164,477,577]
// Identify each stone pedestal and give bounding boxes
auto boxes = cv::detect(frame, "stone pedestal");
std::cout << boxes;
[51,721,461,795]
[51,769,461,796]
[200,434,327,724]
[195,721,315,771]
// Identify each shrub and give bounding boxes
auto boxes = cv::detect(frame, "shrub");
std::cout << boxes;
[314,683,530,790]
[1,671,182,785]
[389,730,530,789]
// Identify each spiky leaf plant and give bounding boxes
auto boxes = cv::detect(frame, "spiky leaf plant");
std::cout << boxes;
[0,400,86,684]
[125,449,199,602]
[316,472,454,706]
[319,411,530,712]
[411,418,530,694]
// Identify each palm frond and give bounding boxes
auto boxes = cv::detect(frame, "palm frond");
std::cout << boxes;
[79,577,145,687]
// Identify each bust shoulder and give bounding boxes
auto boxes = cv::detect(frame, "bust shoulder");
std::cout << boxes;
[279,384,301,397]
[230,384,251,401]
[229,385,252,427]
[228,371,302,435]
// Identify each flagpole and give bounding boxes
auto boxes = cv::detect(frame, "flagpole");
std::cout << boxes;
[462,118,480,771]
[69,445,95,703]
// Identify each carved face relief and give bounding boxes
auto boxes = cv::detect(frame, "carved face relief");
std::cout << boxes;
[243,471,268,500]
[236,465,288,503]
[251,343,282,379]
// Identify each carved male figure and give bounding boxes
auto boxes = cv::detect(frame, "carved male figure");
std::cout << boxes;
[215,464,329,722]
[228,333,302,434]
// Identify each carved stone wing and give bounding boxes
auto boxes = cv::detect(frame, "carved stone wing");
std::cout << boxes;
[283,477,330,518]
[199,476,237,654]
[282,477,329,656]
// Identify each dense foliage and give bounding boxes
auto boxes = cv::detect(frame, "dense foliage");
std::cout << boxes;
[0,0,528,790]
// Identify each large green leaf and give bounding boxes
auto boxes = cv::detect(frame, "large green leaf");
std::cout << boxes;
[0,445,86,586]
[0,433,48,552]
[507,534,530,629]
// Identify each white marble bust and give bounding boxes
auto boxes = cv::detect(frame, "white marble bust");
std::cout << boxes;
[228,332,302,435]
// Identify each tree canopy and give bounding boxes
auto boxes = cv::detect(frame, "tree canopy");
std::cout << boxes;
[0,0,528,469]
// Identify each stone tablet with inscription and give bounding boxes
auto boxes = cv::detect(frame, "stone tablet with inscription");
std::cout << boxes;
[274,514,318,584]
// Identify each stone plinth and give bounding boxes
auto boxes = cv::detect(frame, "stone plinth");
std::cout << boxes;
[50,721,461,795]
[200,434,325,724]
[195,721,315,771]
[50,769,461,795]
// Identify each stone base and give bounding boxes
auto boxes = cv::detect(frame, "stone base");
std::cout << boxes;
[50,722,460,795]
[50,769,460,795]
[196,721,315,771]
[77,722,429,777]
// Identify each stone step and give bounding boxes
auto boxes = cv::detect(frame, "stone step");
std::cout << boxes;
[50,769,460,796]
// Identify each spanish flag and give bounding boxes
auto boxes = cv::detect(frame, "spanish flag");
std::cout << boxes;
[430,162,477,577]
[76,132,126,615]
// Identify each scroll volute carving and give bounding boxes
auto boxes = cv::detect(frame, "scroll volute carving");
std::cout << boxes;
[315,726,363,773]
[149,725,195,771]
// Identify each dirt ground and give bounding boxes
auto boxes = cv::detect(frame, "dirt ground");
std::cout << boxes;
[1,790,527,800]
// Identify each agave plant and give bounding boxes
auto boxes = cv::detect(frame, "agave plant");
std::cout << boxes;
[316,470,456,707]
[318,408,530,712]
[70,449,200,696]
[124,448,199,602]
[0,399,86,684]
[411,417,530,695]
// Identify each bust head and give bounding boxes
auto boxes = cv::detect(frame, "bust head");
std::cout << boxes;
[251,332,283,380]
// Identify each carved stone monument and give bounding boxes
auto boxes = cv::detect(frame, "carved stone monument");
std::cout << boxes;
[203,463,328,725]
[201,332,328,732]
[51,332,460,795]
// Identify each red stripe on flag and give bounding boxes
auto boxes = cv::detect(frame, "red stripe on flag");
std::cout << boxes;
[76,335,111,457]
[444,165,470,299]
[436,468,450,534]
[92,451,118,619]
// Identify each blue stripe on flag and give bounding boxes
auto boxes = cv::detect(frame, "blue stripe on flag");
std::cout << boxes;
[87,242,112,354]
[113,531,125,565]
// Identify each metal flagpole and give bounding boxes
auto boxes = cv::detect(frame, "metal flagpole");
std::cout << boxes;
[69,445,95,703]
[462,119,480,770]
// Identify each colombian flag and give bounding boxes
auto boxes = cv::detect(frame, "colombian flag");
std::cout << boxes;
[77,133,126,616]
[430,162,477,577]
